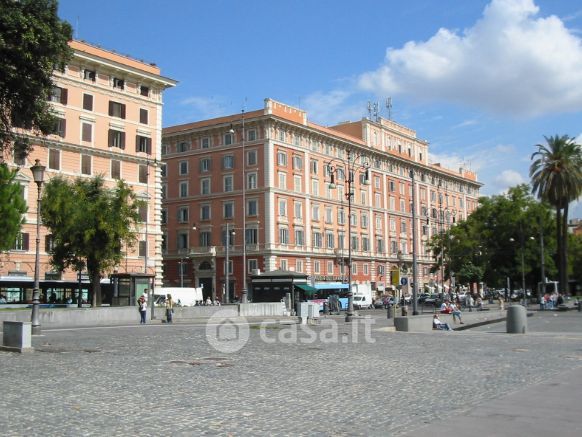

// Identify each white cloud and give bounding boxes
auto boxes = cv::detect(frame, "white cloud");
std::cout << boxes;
[494,169,526,187]
[179,96,229,120]
[358,0,582,117]
[301,90,364,125]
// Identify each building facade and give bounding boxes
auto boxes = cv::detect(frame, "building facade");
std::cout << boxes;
[161,98,481,301]
[1,40,176,302]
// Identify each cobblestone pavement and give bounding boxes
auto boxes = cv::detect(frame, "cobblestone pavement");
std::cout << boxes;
[1,311,581,436]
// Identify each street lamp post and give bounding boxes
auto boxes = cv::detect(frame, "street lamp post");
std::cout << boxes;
[179,258,186,288]
[30,159,45,335]
[327,150,370,322]
[224,223,235,304]
[510,223,534,308]
[410,170,419,315]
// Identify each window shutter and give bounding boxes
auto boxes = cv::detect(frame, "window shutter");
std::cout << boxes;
[60,119,66,137]
[61,88,68,105]
[121,104,126,119]
[45,235,51,252]
[146,137,152,155]
[136,135,140,152]
[108,130,114,147]
[22,233,29,251]
[120,132,126,149]
[108,101,113,116]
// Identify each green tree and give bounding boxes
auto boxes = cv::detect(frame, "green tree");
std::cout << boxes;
[530,135,582,294]
[40,176,143,306]
[0,0,72,156]
[0,163,27,251]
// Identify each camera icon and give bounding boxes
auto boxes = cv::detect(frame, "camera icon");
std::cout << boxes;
[205,309,249,353]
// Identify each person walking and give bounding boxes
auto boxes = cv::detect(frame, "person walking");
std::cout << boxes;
[466,293,473,312]
[165,293,174,324]
[138,294,147,324]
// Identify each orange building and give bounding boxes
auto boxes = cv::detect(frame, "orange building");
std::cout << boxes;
[161,99,481,301]
[1,40,176,303]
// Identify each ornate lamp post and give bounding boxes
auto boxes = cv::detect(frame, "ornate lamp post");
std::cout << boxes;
[30,159,45,335]
[327,150,370,322]
[224,223,235,304]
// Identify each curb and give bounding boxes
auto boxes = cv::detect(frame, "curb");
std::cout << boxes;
[453,311,534,331]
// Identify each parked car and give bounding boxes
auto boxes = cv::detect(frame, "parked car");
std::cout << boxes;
[373,299,385,309]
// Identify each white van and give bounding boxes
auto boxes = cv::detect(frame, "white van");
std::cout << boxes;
[154,287,203,307]
[353,294,373,309]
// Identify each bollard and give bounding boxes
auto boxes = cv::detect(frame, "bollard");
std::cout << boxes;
[387,304,391,319]
[506,305,527,334]
[577,299,581,312]
[401,305,408,317]
[323,302,329,315]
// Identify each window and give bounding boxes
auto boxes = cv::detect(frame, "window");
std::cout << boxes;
[293,175,302,192]
[108,130,125,149]
[248,259,258,273]
[161,209,167,225]
[279,130,286,142]
[279,228,289,244]
[139,165,148,183]
[49,86,68,104]
[54,118,66,137]
[390,240,397,255]
[400,221,407,233]
[338,208,345,225]
[389,180,395,192]
[223,155,234,169]
[325,207,333,224]
[294,201,302,219]
[201,137,210,148]
[160,164,167,177]
[327,261,334,274]
[277,151,287,166]
[400,199,405,212]
[84,69,96,81]
[246,228,258,244]
[136,135,151,154]
[136,240,146,257]
[247,199,258,216]
[179,161,188,175]
[178,142,190,152]
[199,231,211,247]
[247,173,257,190]
[278,199,287,216]
[350,213,357,227]
[179,181,188,198]
[45,234,55,253]
[311,204,320,221]
[81,155,91,175]
[13,233,29,251]
[293,156,303,170]
[361,213,368,229]
[224,133,233,145]
[139,204,148,222]
[113,77,124,90]
[312,231,322,248]
[161,144,168,156]
[108,101,126,119]
[49,149,60,170]
[200,157,211,172]
[177,232,188,250]
[223,202,234,219]
[201,178,210,195]
[81,122,92,142]
[296,260,303,273]
[247,149,257,165]
[295,229,304,246]
[326,232,334,249]
[374,176,381,189]
[278,172,287,189]
[314,260,320,274]
[177,206,189,223]
[140,85,150,97]
[362,236,370,252]
[139,108,148,124]
[247,129,256,141]
[280,259,288,270]
[224,175,233,192]
[310,160,318,175]
[83,94,93,111]
[311,179,319,196]
[200,204,211,221]
[111,160,121,180]
[351,235,359,251]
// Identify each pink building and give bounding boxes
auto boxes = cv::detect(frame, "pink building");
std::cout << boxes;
[1,40,176,304]
[161,99,481,302]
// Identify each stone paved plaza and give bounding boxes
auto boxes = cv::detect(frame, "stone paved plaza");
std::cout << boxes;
[1,311,581,436]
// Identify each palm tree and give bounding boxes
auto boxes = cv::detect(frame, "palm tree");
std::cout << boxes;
[530,135,582,294]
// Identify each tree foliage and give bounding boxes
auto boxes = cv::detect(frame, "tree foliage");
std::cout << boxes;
[0,163,27,251]
[430,185,558,294]
[0,0,72,156]
[530,135,582,294]
[40,176,143,306]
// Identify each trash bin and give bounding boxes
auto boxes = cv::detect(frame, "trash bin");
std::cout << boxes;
[506,305,527,334]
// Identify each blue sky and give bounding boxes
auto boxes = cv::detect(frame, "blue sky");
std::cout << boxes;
[57,0,582,218]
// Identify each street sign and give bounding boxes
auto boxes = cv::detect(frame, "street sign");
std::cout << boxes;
[400,277,408,286]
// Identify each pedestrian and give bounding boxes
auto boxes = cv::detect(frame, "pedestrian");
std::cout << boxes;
[165,293,174,323]
[206,296,212,306]
[498,296,505,311]
[539,294,545,311]
[451,302,464,324]
[466,293,473,312]
[138,294,147,324]
[433,314,452,331]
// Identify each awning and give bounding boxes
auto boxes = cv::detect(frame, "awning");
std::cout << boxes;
[295,283,318,295]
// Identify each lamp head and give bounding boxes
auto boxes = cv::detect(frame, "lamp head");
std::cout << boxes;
[30,159,45,186]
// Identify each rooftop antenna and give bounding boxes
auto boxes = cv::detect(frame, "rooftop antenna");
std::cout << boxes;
[386,97,392,120]
[373,102,379,122]
[367,101,372,120]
